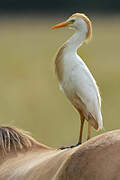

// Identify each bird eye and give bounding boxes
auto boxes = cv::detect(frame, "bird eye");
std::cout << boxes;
[69,19,75,23]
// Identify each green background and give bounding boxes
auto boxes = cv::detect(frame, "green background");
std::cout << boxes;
[0,14,119,148]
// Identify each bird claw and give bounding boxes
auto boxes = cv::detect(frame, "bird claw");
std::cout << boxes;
[59,142,81,150]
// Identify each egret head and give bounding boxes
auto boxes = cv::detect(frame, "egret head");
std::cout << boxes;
[52,13,92,41]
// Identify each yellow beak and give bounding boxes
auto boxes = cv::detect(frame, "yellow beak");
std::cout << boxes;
[51,21,72,29]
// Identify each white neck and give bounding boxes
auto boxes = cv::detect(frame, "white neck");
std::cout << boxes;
[64,29,86,53]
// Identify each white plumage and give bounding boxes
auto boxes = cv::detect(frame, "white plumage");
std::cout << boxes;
[52,13,103,147]
[62,48,102,129]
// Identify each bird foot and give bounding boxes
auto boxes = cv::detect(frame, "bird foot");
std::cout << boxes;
[59,142,81,150]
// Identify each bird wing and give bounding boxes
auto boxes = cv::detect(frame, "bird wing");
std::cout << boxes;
[71,58,102,129]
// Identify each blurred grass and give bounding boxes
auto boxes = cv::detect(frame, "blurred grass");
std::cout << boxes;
[0,15,119,148]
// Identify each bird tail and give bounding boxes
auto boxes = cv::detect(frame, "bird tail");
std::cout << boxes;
[97,111,103,130]
[88,117,99,130]
[88,111,103,131]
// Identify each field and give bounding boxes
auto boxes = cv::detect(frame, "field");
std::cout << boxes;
[0,14,119,148]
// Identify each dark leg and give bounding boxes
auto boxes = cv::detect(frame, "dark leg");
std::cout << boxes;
[78,114,85,144]
[87,122,91,140]
[59,114,85,150]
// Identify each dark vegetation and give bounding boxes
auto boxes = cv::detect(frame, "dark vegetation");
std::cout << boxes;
[0,0,120,13]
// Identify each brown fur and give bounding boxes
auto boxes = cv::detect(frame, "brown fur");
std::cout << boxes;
[70,13,92,41]
[0,126,50,156]
[0,127,120,179]
[56,130,120,180]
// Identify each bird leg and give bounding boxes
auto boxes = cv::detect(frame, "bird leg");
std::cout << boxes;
[78,115,85,144]
[87,122,91,140]
[59,114,85,150]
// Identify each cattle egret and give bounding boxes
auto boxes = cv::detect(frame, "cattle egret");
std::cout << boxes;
[52,13,103,148]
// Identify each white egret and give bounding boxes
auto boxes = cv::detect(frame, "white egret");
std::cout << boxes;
[52,13,103,148]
